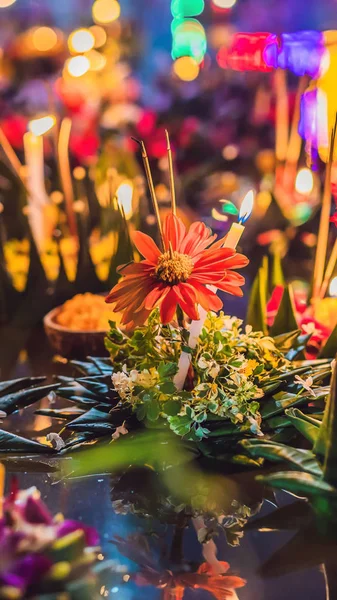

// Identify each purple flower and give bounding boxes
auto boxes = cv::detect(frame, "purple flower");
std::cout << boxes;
[57,520,100,547]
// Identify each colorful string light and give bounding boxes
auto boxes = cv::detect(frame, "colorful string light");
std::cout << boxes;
[171,0,206,78]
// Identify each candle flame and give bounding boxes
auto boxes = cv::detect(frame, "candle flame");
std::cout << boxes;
[329,276,337,297]
[295,168,314,195]
[239,190,254,224]
[28,115,56,137]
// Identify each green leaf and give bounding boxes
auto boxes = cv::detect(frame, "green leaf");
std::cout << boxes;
[168,415,193,436]
[162,400,181,416]
[319,324,337,359]
[147,399,160,421]
[221,200,239,216]
[270,284,298,338]
[0,429,55,454]
[0,376,46,397]
[256,471,337,498]
[314,359,337,486]
[246,257,268,334]
[159,382,176,394]
[0,383,60,415]
[285,408,321,445]
[158,362,178,380]
[271,250,285,289]
[242,439,322,477]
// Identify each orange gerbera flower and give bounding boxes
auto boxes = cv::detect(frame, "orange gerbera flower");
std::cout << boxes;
[106,214,249,327]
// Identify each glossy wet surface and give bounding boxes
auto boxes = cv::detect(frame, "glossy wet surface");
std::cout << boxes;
[0,327,332,600]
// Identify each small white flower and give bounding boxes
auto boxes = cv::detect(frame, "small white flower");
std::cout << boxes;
[294,375,316,397]
[112,371,132,399]
[245,324,253,335]
[46,433,65,451]
[0,410,7,420]
[302,321,317,335]
[223,316,239,330]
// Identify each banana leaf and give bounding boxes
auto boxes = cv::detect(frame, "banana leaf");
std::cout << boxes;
[284,408,321,445]
[35,407,86,420]
[66,407,114,430]
[319,323,337,359]
[242,440,322,476]
[256,471,337,497]
[270,284,299,338]
[0,376,46,396]
[246,257,268,334]
[0,383,60,415]
[0,429,55,454]
[271,250,285,288]
[314,358,337,486]
[69,360,103,376]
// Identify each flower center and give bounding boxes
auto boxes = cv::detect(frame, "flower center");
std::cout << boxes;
[155,250,193,285]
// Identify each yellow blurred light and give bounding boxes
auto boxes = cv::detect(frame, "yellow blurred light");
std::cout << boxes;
[329,276,337,297]
[222,144,239,160]
[68,28,95,53]
[28,115,56,136]
[117,181,134,220]
[295,168,314,195]
[86,49,107,71]
[66,55,90,77]
[92,0,121,24]
[0,0,16,7]
[212,208,229,222]
[212,0,237,7]
[32,27,58,52]
[90,25,107,48]
[173,56,200,81]
[73,166,86,180]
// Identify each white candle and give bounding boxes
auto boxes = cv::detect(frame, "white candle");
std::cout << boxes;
[174,190,254,391]
[24,132,49,249]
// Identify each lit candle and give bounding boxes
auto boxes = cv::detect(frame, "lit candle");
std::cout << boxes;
[24,127,50,250]
[174,190,254,390]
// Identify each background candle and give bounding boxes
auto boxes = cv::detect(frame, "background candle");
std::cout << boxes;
[23,131,50,250]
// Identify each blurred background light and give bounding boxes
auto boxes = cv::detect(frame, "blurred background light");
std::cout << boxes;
[117,182,134,220]
[173,56,200,81]
[89,25,107,49]
[66,55,90,77]
[295,168,314,195]
[171,0,205,17]
[0,0,16,7]
[32,27,58,52]
[92,0,121,25]
[212,0,237,8]
[68,28,95,54]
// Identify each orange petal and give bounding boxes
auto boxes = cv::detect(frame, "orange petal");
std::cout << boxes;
[163,214,186,251]
[188,279,223,312]
[160,287,178,323]
[132,230,161,263]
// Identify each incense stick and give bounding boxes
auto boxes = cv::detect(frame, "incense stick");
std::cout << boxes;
[0,127,23,179]
[58,118,77,238]
[165,130,176,216]
[312,115,337,301]
[131,137,165,249]
[319,237,337,298]
[285,75,308,169]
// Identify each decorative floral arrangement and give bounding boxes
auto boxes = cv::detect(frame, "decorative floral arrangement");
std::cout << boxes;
[0,481,117,599]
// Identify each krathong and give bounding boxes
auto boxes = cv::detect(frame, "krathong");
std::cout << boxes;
[105,215,248,327]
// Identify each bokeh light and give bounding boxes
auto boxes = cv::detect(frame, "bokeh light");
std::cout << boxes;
[66,55,90,77]
[212,0,237,8]
[68,28,95,53]
[28,115,56,136]
[329,277,337,297]
[89,25,107,48]
[295,168,314,195]
[173,56,200,81]
[0,0,16,7]
[171,0,205,17]
[32,27,58,52]
[172,19,207,64]
[117,182,134,220]
[92,0,121,24]
[86,49,107,71]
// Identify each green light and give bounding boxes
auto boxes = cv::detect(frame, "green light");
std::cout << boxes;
[171,0,205,17]
[172,19,207,64]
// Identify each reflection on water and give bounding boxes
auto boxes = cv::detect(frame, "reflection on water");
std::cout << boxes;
[2,462,328,600]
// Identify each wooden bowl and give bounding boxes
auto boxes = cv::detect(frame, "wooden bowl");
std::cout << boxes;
[43,305,108,359]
